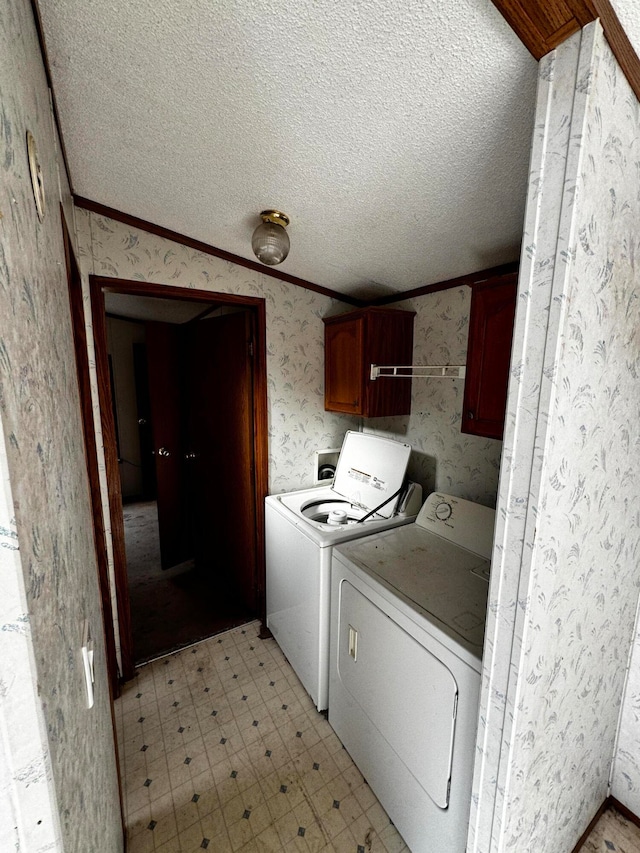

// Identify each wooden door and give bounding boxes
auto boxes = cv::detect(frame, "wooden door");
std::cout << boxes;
[145,321,193,569]
[185,311,257,611]
[461,275,517,440]
[324,314,365,413]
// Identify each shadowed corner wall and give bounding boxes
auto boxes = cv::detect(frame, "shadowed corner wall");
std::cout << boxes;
[0,0,123,849]
[470,21,640,853]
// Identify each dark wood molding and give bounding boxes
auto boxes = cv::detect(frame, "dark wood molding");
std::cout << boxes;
[491,0,587,58]
[609,796,640,830]
[89,278,136,681]
[570,797,610,853]
[89,275,269,679]
[569,796,640,853]
[80,197,520,309]
[75,196,363,307]
[251,300,269,627]
[31,1,74,194]
[94,275,258,305]
[369,262,520,306]
[492,0,640,101]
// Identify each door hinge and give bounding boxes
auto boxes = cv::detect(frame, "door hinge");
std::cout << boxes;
[248,340,254,357]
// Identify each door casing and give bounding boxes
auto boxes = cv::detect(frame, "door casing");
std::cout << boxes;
[89,275,269,681]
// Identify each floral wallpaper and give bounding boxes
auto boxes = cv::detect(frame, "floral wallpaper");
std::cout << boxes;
[76,209,360,496]
[470,23,640,852]
[614,626,640,813]
[0,0,122,849]
[364,286,503,508]
[77,216,505,508]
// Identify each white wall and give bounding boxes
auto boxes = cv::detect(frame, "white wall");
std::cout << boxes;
[0,0,123,849]
[471,22,640,852]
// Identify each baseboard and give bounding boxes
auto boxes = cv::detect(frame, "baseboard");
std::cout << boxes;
[570,798,611,853]
[258,622,273,640]
[609,796,640,829]
[570,795,640,853]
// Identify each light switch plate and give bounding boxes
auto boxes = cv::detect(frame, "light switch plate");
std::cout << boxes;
[81,619,95,709]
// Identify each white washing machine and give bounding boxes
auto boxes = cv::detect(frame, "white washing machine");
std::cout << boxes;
[329,492,495,853]
[265,431,423,711]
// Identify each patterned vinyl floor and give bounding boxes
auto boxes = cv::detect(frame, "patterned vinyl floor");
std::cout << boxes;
[581,807,640,853]
[114,620,640,852]
[115,621,409,852]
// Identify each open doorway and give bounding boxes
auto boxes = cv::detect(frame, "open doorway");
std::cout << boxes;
[89,277,269,679]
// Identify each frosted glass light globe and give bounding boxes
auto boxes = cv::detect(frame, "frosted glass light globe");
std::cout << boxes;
[251,210,290,265]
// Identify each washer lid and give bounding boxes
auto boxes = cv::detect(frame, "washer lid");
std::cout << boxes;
[332,431,411,518]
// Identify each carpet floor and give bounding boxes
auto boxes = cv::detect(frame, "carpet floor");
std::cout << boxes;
[124,500,254,664]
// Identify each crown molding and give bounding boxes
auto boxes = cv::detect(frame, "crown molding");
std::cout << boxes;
[492,0,640,101]
[74,195,365,307]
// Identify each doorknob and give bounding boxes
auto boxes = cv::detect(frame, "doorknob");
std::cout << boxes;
[158,447,171,457]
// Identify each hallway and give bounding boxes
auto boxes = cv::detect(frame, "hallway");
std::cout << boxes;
[124,501,253,663]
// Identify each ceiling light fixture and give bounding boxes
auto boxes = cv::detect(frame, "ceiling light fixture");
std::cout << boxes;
[251,210,290,266]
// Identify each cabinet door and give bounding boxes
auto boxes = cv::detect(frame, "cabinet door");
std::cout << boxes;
[364,311,414,417]
[324,316,364,414]
[461,276,517,440]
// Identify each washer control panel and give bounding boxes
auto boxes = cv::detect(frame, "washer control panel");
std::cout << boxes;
[434,501,453,522]
[416,492,496,560]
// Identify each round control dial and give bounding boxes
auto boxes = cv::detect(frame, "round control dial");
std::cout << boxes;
[434,501,452,521]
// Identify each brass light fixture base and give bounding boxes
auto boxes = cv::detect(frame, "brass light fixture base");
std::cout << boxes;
[260,210,290,228]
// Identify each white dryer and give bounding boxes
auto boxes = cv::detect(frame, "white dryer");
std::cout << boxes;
[265,431,422,711]
[329,492,495,853]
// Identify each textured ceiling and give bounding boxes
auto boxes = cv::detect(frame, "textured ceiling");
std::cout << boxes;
[39,0,540,298]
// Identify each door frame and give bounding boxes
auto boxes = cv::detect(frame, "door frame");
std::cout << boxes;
[89,275,269,681]
[62,217,120,697]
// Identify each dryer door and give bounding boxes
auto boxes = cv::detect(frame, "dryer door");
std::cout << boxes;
[336,579,457,808]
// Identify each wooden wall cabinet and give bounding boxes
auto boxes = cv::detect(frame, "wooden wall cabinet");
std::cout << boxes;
[461,273,517,440]
[323,307,415,417]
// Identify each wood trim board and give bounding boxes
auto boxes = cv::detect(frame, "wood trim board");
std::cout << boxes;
[75,196,363,307]
[609,796,640,831]
[31,0,75,194]
[369,262,520,305]
[76,197,519,308]
[491,0,640,101]
[89,279,136,680]
[569,796,640,852]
